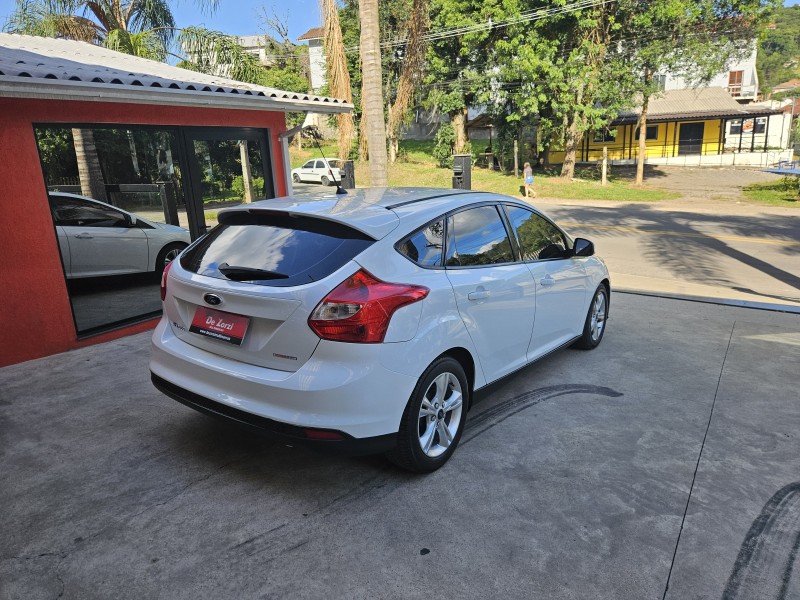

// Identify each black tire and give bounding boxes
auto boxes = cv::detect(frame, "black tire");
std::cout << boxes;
[387,357,469,473]
[321,175,330,186]
[573,284,608,350]
[292,173,301,183]
[156,242,187,275]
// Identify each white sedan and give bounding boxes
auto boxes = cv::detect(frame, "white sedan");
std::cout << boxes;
[151,188,609,472]
[49,192,191,279]
[291,158,343,186]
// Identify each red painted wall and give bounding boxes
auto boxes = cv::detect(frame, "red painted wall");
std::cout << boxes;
[0,98,288,367]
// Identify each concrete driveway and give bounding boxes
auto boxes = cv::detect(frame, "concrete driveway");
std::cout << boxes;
[1,293,799,599]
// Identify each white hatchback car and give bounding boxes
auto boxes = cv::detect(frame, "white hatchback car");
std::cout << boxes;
[291,158,342,186]
[49,192,191,278]
[150,188,610,472]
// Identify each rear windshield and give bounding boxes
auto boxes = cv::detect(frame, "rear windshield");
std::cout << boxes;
[180,211,374,287]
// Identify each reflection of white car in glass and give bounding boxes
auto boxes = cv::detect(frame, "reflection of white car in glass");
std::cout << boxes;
[291,158,342,186]
[49,192,191,279]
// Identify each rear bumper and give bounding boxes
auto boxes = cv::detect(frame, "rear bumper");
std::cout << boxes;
[150,318,417,441]
[151,373,396,455]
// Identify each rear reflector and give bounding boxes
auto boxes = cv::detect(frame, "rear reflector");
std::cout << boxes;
[308,269,429,343]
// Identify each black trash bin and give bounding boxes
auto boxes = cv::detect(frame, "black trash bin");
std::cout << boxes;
[452,154,472,190]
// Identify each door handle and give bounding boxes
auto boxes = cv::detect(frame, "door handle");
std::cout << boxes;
[468,290,490,301]
[74,233,93,239]
[539,276,555,287]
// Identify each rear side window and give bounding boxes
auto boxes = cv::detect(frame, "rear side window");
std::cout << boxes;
[396,219,445,267]
[445,205,514,267]
[180,211,374,287]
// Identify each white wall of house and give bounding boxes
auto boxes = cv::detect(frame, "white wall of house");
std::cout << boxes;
[307,38,327,93]
[659,40,760,101]
[724,113,793,152]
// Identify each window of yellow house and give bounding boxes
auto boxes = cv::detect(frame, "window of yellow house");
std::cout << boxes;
[730,119,742,134]
[593,128,617,142]
[635,125,659,140]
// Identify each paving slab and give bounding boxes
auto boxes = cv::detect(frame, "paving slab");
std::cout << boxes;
[0,294,798,599]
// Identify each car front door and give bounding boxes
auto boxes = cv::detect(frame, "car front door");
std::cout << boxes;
[300,160,315,182]
[51,195,149,277]
[444,204,536,383]
[503,204,589,358]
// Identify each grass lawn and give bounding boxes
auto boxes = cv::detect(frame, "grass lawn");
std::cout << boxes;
[289,139,681,202]
[742,177,800,207]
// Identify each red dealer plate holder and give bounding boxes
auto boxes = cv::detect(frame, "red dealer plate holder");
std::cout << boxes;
[189,306,250,346]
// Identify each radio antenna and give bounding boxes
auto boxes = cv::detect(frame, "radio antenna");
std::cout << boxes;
[304,126,347,195]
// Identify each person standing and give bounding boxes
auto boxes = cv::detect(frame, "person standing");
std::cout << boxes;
[523,162,536,198]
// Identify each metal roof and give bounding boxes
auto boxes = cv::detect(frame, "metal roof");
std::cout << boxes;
[297,28,324,41]
[0,33,352,113]
[613,87,779,125]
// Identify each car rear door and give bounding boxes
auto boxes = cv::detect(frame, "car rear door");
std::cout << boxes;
[444,204,536,382]
[502,205,589,358]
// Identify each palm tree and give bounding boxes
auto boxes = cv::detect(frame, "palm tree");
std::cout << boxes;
[358,0,388,187]
[3,0,185,60]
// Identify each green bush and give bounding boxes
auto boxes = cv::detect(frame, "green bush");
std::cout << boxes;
[433,124,456,168]
[232,175,265,198]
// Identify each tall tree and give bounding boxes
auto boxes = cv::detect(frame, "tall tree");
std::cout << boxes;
[322,0,355,161]
[386,0,429,162]
[359,0,389,186]
[758,4,800,92]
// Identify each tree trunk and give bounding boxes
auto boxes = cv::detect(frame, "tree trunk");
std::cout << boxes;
[634,94,651,186]
[452,107,469,154]
[72,128,107,202]
[388,136,399,163]
[560,113,580,179]
[359,0,388,186]
[239,140,255,203]
[322,0,355,162]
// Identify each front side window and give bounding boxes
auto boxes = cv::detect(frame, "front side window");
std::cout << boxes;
[397,219,445,267]
[445,206,514,267]
[303,160,314,168]
[50,195,129,228]
[503,205,567,261]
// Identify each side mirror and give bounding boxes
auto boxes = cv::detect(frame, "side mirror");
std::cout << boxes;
[573,238,594,257]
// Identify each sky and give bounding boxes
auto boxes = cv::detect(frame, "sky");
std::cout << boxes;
[1,0,800,44]
[0,0,323,43]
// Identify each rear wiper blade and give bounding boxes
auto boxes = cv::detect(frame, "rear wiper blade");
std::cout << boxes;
[218,263,289,281]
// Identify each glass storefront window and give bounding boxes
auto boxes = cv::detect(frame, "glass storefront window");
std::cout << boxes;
[34,125,273,336]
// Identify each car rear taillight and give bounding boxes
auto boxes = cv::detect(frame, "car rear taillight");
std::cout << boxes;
[160,260,174,302]
[308,269,429,343]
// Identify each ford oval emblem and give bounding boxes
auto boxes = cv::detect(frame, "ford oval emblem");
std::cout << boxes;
[204,293,222,306]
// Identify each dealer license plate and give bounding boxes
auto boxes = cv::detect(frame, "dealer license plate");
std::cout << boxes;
[189,306,250,346]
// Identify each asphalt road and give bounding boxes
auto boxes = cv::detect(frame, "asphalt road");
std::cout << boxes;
[536,199,800,309]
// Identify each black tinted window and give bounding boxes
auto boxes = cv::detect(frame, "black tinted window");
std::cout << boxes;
[180,213,373,287]
[50,195,128,228]
[445,206,514,267]
[397,220,445,267]
[504,205,567,261]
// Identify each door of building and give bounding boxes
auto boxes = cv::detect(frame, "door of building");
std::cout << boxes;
[182,128,275,238]
[678,122,705,156]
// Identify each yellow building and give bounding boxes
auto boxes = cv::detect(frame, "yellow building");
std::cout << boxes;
[547,88,790,167]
